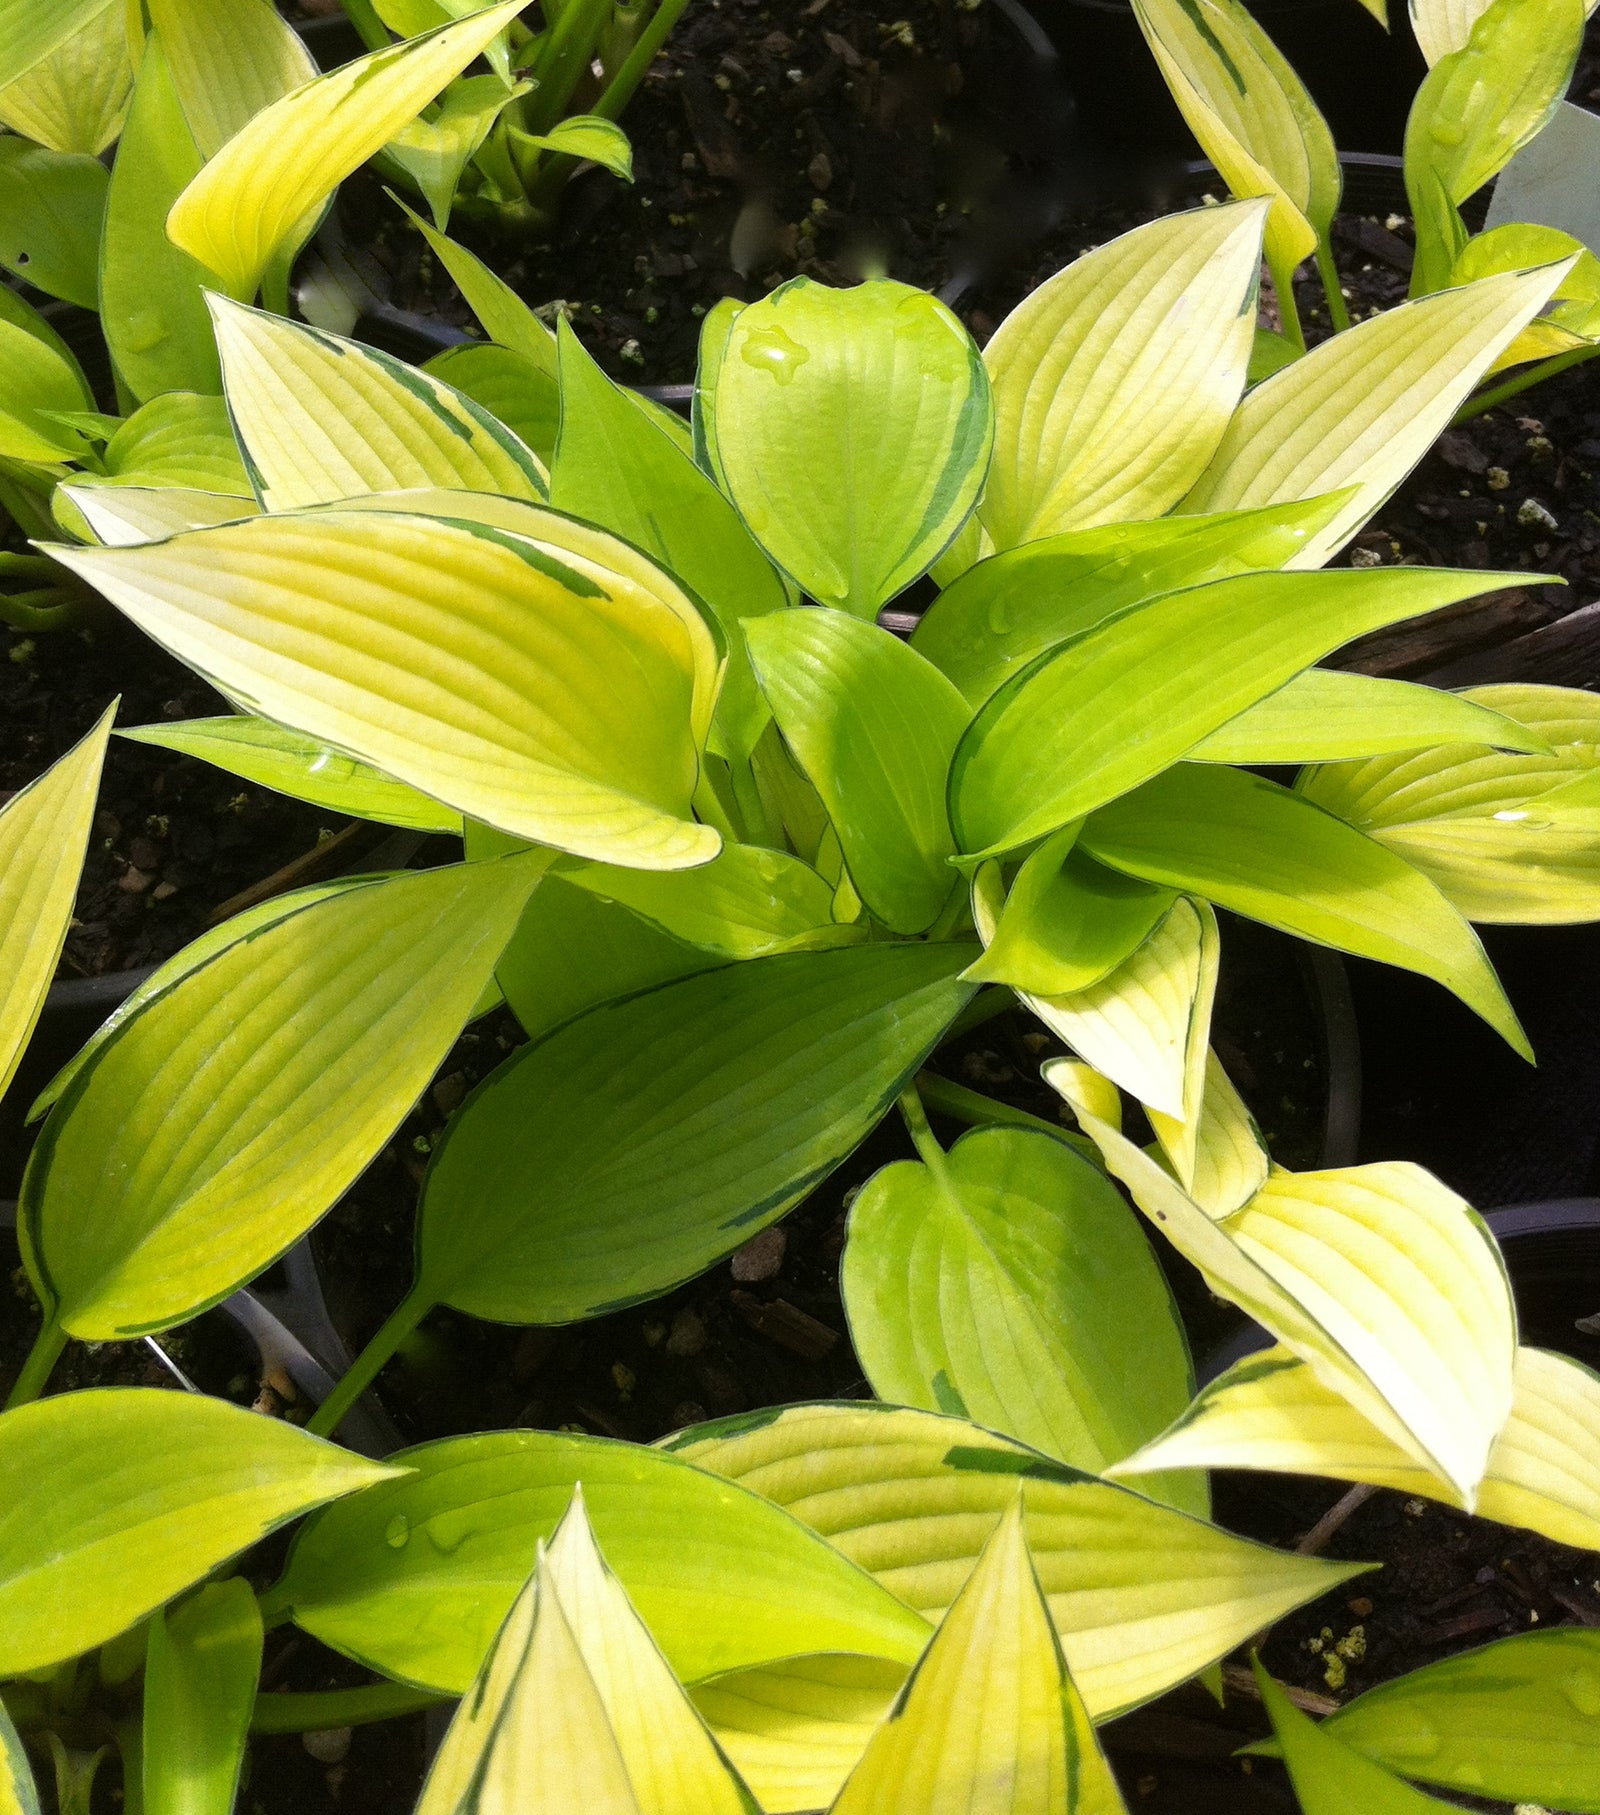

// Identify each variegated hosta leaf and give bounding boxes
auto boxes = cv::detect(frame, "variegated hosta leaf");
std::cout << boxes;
[663,1402,1367,1721]
[50,508,721,869]
[1045,1068,1516,1505]
[0,706,114,1100]
[147,0,317,158]
[1165,1050,1270,1220]
[1114,1344,1600,1551]
[57,483,259,545]
[418,1489,758,1815]
[0,0,129,155]
[831,1497,1128,1815]
[210,298,546,509]
[165,1,524,298]
[1180,264,1574,567]
[978,201,1265,549]
[1300,683,1600,922]
[387,73,522,231]
[395,203,557,373]
[1256,1661,1449,1815]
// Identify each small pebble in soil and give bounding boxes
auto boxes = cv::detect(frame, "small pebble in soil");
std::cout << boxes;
[730,1226,786,1282]
[302,1728,352,1765]
[665,1308,708,1357]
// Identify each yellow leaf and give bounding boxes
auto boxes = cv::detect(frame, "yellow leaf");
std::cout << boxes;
[0,0,129,154]
[58,482,259,545]
[148,0,317,158]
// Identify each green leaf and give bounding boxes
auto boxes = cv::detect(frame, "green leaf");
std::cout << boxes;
[665,1402,1365,1719]
[0,0,130,156]
[515,113,634,181]
[949,567,1525,859]
[166,1,524,298]
[0,139,107,307]
[148,0,318,159]
[422,343,560,463]
[264,1428,933,1693]
[713,276,993,616]
[0,315,93,467]
[394,199,557,373]
[414,942,975,1322]
[745,611,970,932]
[979,202,1265,550]
[22,854,546,1337]
[841,1124,1202,1514]
[1180,264,1574,564]
[911,496,1351,706]
[389,74,524,229]
[0,0,110,88]
[57,483,258,545]
[0,1696,40,1815]
[1188,669,1551,764]
[1079,763,1530,1055]
[119,716,464,832]
[210,298,547,509]
[830,1496,1129,1815]
[692,296,742,484]
[91,392,252,495]
[553,319,788,760]
[142,1580,262,1815]
[0,1388,398,1676]
[50,505,721,869]
[0,707,113,1101]
[100,33,221,403]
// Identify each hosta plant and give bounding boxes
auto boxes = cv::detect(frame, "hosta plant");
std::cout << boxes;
[4,199,1600,1811]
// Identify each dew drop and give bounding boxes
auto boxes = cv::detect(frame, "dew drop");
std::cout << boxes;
[739,323,811,385]
[1431,121,1466,147]
[384,1513,410,1549]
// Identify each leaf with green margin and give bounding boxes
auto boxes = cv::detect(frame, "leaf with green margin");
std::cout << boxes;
[100,33,221,403]
[50,506,721,870]
[830,1497,1128,1815]
[58,483,258,545]
[0,0,109,86]
[148,0,317,159]
[422,342,559,463]
[119,716,463,833]
[22,854,546,1338]
[209,297,546,509]
[553,319,788,761]
[263,1428,934,1692]
[413,942,975,1322]
[142,1580,262,1815]
[1188,669,1550,765]
[713,276,993,616]
[90,392,253,495]
[0,0,129,157]
[663,1402,1366,1719]
[841,1124,1203,1515]
[0,316,93,464]
[0,1388,399,1676]
[1078,763,1530,1056]
[693,296,741,484]
[910,495,1352,707]
[965,831,1177,995]
[948,567,1529,860]
[978,202,1265,551]
[389,74,525,229]
[1116,1344,1600,1551]
[0,1696,39,1815]
[746,611,969,932]
[165,3,524,298]
[0,707,113,1103]
[0,139,106,308]
[515,113,634,180]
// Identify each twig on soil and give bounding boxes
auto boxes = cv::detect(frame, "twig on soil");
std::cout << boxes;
[1220,1664,1338,1717]
[1295,1482,1378,1556]
[205,822,365,924]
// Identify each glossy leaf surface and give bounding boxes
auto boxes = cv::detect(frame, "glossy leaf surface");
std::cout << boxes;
[142,1580,262,1815]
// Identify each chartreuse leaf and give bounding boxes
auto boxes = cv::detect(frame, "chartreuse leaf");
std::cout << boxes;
[553,321,788,760]
[51,506,720,868]
[842,1125,1202,1515]
[422,343,560,462]
[413,944,974,1323]
[0,0,109,85]
[0,707,113,1102]
[516,114,634,180]
[165,2,522,297]
[746,611,969,932]
[390,74,526,230]
[87,393,252,496]
[979,202,1264,550]
[142,1580,262,1815]
[1180,264,1572,566]
[396,201,557,372]
[0,1388,397,1675]
[1046,1068,1517,1504]
[831,1498,1127,1815]
[100,34,220,403]
[1258,1661,1450,1813]
[420,1489,758,1815]
[0,0,130,155]
[0,316,94,464]
[1447,226,1600,371]
[666,1403,1365,1719]
[265,1428,933,1693]
[0,1697,39,1815]
[1080,765,1529,1056]
[209,299,547,508]
[58,483,258,544]
[22,854,545,1338]
[1165,1051,1270,1219]
[1405,0,1582,294]
[1117,1344,1600,1551]
[693,297,742,484]
[910,496,1350,706]
[1308,1628,1600,1807]
[1300,682,1600,922]
[1189,669,1550,764]
[948,567,1525,860]
[0,139,107,307]
[1132,0,1336,298]
[148,0,315,158]
[29,877,384,1123]
[120,716,463,832]
[713,276,993,617]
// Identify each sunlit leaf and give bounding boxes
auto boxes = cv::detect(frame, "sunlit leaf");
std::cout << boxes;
[395,199,557,371]
[91,392,251,495]
[389,74,523,229]
[57,483,258,544]
[142,1580,262,1815]
[0,315,93,465]
[422,342,559,462]
[0,0,110,89]
[515,113,634,181]
[148,0,317,158]
[0,0,130,155]
[1257,1661,1449,1814]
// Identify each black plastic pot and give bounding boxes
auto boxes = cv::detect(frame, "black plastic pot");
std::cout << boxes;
[1033,0,1427,159]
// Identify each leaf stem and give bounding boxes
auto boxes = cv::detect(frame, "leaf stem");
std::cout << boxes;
[1267,250,1305,355]
[589,0,692,122]
[1314,242,1351,334]
[337,0,391,53]
[5,1316,67,1410]
[915,1073,1100,1162]
[251,1681,449,1733]
[926,883,972,943]
[1453,344,1600,424]
[305,1287,430,1440]
[896,1084,950,1177]
[728,755,776,848]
